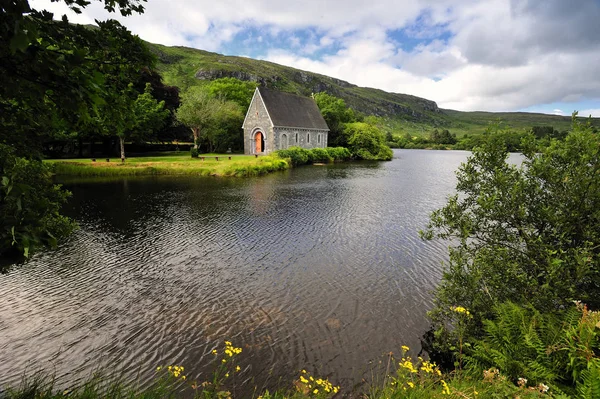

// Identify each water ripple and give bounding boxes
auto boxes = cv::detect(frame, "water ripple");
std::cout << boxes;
[0,149,468,394]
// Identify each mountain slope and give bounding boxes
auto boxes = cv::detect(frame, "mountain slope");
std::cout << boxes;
[147,42,600,135]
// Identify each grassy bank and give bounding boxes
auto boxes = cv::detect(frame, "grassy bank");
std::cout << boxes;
[47,154,288,177]
[2,344,554,399]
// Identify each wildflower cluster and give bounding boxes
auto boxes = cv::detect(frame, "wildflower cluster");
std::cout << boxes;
[155,365,186,381]
[387,346,448,395]
[451,306,473,318]
[296,369,340,397]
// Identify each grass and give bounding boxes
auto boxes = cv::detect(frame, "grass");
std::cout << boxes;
[47,154,289,177]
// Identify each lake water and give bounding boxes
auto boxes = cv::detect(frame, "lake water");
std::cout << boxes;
[0,149,475,395]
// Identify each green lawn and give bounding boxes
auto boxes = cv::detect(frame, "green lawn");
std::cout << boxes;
[47,153,289,177]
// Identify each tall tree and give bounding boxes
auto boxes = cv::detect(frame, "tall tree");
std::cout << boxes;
[176,88,239,150]
[0,0,148,261]
[421,116,600,356]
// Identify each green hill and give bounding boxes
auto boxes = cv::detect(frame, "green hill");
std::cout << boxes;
[147,42,600,136]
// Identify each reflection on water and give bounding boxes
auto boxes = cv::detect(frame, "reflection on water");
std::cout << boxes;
[0,150,470,394]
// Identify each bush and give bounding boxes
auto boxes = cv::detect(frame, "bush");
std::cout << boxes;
[421,117,600,362]
[308,148,333,163]
[466,301,600,395]
[325,147,352,161]
[276,147,310,166]
[1,144,76,264]
[190,147,199,158]
[344,122,393,161]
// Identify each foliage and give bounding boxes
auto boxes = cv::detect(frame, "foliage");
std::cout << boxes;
[325,146,352,161]
[430,129,457,145]
[466,301,600,396]
[276,147,350,166]
[277,147,311,166]
[313,92,357,146]
[1,0,155,259]
[307,148,333,163]
[190,148,199,158]
[176,87,243,152]
[207,77,258,109]
[421,117,600,362]
[344,122,393,160]
[0,145,76,267]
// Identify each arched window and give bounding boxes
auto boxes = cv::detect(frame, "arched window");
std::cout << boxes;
[295,133,298,143]
[307,133,310,143]
[318,134,321,144]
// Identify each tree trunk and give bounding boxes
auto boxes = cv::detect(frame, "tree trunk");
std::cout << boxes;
[119,136,125,160]
[192,127,199,149]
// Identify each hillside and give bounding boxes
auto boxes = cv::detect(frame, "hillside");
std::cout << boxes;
[147,42,600,136]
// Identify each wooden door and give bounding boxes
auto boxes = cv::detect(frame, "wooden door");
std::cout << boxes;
[255,132,264,153]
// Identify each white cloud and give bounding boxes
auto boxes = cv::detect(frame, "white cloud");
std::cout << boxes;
[578,109,600,117]
[553,109,564,115]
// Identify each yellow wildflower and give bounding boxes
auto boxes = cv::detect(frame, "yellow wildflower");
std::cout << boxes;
[301,369,307,374]
[401,345,409,352]
[407,382,414,388]
[156,366,162,371]
[300,376,309,384]
[441,380,451,395]
[313,389,319,394]
[222,359,227,363]
[236,366,241,372]
[212,350,218,355]
[225,373,229,378]
[225,340,232,346]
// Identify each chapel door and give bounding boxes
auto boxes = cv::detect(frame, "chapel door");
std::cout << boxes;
[255,132,264,153]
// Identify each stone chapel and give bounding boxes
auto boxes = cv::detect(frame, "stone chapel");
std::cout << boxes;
[242,87,329,155]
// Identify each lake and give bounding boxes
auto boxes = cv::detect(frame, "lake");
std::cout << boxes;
[0,149,475,395]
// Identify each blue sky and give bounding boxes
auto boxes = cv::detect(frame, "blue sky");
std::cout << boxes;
[31,0,600,116]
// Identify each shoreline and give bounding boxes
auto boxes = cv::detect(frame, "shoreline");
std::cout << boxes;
[47,154,289,177]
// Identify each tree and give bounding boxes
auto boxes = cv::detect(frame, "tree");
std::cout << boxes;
[1,0,147,260]
[344,122,393,161]
[108,83,168,159]
[176,88,242,151]
[421,116,600,355]
[207,78,257,109]
[314,92,356,146]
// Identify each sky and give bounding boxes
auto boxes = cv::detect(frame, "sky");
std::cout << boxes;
[31,0,600,116]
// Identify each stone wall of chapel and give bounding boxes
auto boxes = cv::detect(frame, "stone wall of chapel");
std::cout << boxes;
[243,94,273,154]
[275,128,328,150]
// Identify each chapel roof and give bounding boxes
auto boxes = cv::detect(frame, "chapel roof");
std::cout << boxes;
[258,87,329,130]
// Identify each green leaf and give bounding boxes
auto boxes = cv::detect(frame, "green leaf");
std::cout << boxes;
[10,30,30,53]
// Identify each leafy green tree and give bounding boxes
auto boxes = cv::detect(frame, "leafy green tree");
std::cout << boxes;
[207,78,258,109]
[1,0,148,259]
[421,117,600,357]
[0,145,76,266]
[344,122,393,160]
[314,92,356,146]
[176,88,242,152]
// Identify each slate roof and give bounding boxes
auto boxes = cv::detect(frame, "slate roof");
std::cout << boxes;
[258,87,329,130]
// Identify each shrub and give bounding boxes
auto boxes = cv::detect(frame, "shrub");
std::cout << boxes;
[466,301,600,395]
[422,116,600,363]
[344,122,393,161]
[325,147,352,161]
[276,147,310,166]
[190,148,199,158]
[308,148,333,163]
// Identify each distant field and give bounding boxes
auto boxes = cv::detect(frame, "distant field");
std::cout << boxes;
[47,154,288,177]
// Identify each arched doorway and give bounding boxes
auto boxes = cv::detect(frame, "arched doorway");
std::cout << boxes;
[281,134,288,149]
[254,131,265,153]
